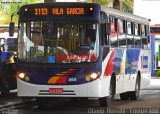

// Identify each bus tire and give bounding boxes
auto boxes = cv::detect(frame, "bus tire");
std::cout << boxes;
[99,97,108,107]
[99,74,116,107]
[109,74,116,100]
[129,76,140,100]
[120,92,129,100]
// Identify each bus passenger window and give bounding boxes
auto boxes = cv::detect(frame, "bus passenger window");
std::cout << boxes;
[110,16,118,47]
[135,40,141,46]
[127,21,131,34]
[134,23,138,35]
[110,17,117,32]
[131,22,134,35]
[138,24,141,35]
[123,20,126,33]
[142,38,148,45]
[118,19,123,33]
[114,18,118,32]
[134,36,141,47]
[141,24,145,36]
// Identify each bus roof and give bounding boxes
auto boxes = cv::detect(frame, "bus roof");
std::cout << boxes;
[101,6,150,24]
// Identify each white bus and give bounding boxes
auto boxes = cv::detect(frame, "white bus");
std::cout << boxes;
[10,2,150,107]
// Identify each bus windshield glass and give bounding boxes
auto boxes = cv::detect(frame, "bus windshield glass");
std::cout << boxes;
[18,21,99,63]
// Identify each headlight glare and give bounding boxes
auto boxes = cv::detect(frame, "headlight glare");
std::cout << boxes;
[18,73,25,79]
[90,72,98,79]
[85,71,100,81]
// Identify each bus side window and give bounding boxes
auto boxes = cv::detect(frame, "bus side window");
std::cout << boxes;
[101,23,108,45]
[110,16,118,47]
[127,21,131,34]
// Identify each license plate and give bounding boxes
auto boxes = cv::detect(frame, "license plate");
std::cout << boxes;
[49,88,63,93]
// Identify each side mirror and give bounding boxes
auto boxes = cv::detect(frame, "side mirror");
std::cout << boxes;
[9,22,15,37]
[106,23,110,35]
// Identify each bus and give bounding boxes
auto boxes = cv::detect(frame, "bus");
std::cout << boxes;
[10,2,151,107]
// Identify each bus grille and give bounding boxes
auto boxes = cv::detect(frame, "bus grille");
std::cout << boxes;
[38,90,76,96]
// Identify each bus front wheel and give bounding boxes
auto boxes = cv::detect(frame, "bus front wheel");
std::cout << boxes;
[99,76,115,107]
[120,92,129,100]
[129,77,140,100]
[99,97,108,107]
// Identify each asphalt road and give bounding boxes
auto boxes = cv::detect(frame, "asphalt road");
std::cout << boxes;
[0,78,160,114]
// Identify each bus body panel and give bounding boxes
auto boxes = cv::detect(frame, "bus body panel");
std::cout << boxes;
[122,49,150,93]
[103,48,151,94]
[99,76,111,97]
[17,78,104,97]
[138,49,151,89]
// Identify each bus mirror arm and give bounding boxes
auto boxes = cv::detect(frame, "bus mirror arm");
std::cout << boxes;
[106,23,110,35]
[9,12,18,37]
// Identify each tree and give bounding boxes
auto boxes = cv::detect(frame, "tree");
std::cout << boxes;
[112,0,133,13]
[122,0,133,13]
[0,0,43,24]
[85,0,133,13]
[85,0,113,6]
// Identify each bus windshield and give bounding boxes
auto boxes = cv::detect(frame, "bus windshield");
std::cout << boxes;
[18,21,99,63]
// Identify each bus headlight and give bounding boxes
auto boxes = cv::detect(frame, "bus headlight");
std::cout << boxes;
[18,73,25,79]
[24,76,30,81]
[85,72,100,81]
[90,72,99,79]
[18,73,30,81]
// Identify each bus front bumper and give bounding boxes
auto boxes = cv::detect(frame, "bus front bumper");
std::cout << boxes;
[17,78,106,98]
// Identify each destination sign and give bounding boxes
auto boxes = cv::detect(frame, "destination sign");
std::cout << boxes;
[19,3,100,21]
[33,7,91,16]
